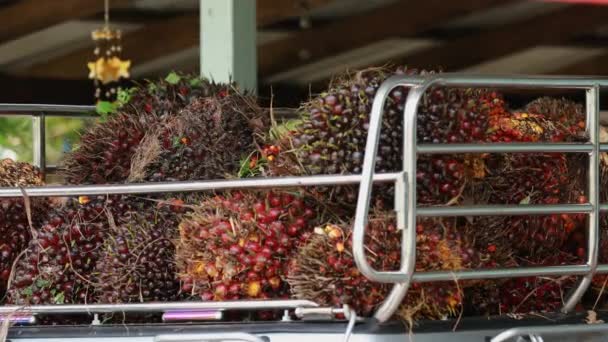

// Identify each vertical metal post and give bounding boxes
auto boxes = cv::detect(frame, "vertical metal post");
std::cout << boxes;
[200,0,257,93]
[563,84,600,312]
[31,113,46,177]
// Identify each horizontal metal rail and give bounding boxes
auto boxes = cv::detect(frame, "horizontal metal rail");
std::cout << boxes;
[155,333,265,342]
[418,204,593,217]
[492,323,608,342]
[0,173,400,197]
[0,104,96,116]
[0,300,318,314]
[418,143,593,154]
[411,265,591,283]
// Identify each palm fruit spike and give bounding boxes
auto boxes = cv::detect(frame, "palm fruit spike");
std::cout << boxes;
[0,159,48,297]
[176,191,319,302]
[63,73,266,185]
[95,206,181,303]
[7,195,137,305]
[288,212,483,319]
[259,67,507,210]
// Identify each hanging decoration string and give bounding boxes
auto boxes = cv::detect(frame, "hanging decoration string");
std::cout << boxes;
[88,0,131,102]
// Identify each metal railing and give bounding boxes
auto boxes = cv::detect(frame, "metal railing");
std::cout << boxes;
[352,74,608,322]
[1,75,608,328]
[0,103,96,175]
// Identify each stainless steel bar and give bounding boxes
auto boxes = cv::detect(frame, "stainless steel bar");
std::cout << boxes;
[154,333,265,342]
[372,74,607,323]
[600,144,608,152]
[563,85,601,313]
[0,299,318,314]
[417,204,592,217]
[0,103,96,115]
[31,114,45,174]
[375,80,431,322]
[417,143,592,154]
[596,264,608,273]
[353,77,420,281]
[411,265,590,282]
[424,74,608,88]
[491,323,608,342]
[0,173,400,197]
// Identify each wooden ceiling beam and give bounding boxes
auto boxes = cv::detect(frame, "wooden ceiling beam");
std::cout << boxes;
[18,0,331,80]
[389,4,608,72]
[259,0,514,77]
[0,0,132,43]
[552,52,608,75]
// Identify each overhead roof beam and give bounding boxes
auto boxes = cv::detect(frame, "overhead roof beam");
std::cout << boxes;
[17,0,331,80]
[259,0,514,77]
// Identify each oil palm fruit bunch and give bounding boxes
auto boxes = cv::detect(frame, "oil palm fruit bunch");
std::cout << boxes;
[464,253,578,316]
[95,205,181,303]
[0,159,48,297]
[257,67,507,211]
[288,212,483,319]
[7,195,137,305]
[469,106,587,258]
[63,73,266,185]
[176,191,319,302]
[525,97,586,141]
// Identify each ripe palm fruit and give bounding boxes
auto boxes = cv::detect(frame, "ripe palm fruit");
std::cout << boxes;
[464,253,578,316]
[0,159,48,297]
[63,74,266,184]
[176,191,319,302]
[7,195,137,305]
[95,207,181,303]
[258,67,507,211]
[469,107,588,258]
[288,212,481,319]
[525,97,586,141]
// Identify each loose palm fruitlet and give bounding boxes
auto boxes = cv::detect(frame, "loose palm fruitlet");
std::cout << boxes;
[288,212,485,319]
[63,73,266,185]
[0,159,48,297]
[176,191,319,302]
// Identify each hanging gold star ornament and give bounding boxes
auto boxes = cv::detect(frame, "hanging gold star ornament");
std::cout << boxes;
[88,0,131,101]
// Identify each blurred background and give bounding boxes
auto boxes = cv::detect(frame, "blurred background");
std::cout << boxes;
[0,0,607,161]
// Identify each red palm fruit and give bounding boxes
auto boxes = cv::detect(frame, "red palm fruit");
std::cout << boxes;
[0,159,49,298]
[7,195,139,305]
[255,67,507,213]
[288,210,485,319]
[175,191,320,304]
[63,74,266,185]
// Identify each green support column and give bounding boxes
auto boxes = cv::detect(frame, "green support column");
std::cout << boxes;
[200,0,257,93]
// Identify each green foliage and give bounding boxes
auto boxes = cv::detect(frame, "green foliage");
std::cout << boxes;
[165,71,182,85]
[0,116,88,164]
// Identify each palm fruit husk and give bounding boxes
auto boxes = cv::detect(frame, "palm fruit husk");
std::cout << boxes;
[63,73,266,185]
[0,159,48,298]
[95,205,182,304]
[288,211,486,320]
[255,67,507,214]
[7,195,137,305]
[176,191,320,303]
